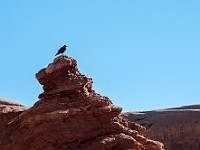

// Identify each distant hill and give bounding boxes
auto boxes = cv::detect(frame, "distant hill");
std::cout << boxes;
[121,104,200,150]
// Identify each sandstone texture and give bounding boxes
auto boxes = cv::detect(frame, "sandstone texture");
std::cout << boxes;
[122,105,200,150]
[0,55,164,150]
[0,98,28,149]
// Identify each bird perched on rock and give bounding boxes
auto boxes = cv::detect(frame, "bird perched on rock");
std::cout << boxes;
[55,45,67,56]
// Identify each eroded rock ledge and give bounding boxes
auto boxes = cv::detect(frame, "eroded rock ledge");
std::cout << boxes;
[1,55,164,150]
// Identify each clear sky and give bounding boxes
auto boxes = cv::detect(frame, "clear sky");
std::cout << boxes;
[0,1,200,112]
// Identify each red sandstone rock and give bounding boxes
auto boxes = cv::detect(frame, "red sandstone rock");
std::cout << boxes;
[0,55,164,150]
[0,98,28,150]
[122,105,200,150]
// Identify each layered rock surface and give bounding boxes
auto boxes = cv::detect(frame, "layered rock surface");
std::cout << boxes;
[0,55,164,150]
[122,105,200,150]
[0,98,27,149]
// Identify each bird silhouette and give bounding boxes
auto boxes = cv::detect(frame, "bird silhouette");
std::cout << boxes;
[55,45,67,56]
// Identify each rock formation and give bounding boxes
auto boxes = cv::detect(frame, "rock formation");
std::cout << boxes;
[0,55,164,150]
[0,98,28,149]
[122,105,200,150]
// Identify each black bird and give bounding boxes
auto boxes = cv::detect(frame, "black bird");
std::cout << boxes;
[55,45,67,56]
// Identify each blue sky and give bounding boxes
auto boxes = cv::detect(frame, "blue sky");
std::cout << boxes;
[0,1,200,112]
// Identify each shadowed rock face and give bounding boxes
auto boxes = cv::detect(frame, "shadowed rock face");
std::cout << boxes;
[0,55,164,150]
[121,105,200,150]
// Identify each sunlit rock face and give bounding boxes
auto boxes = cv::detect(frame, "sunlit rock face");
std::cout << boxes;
[0,98,27,150]
[0,55,164,150]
